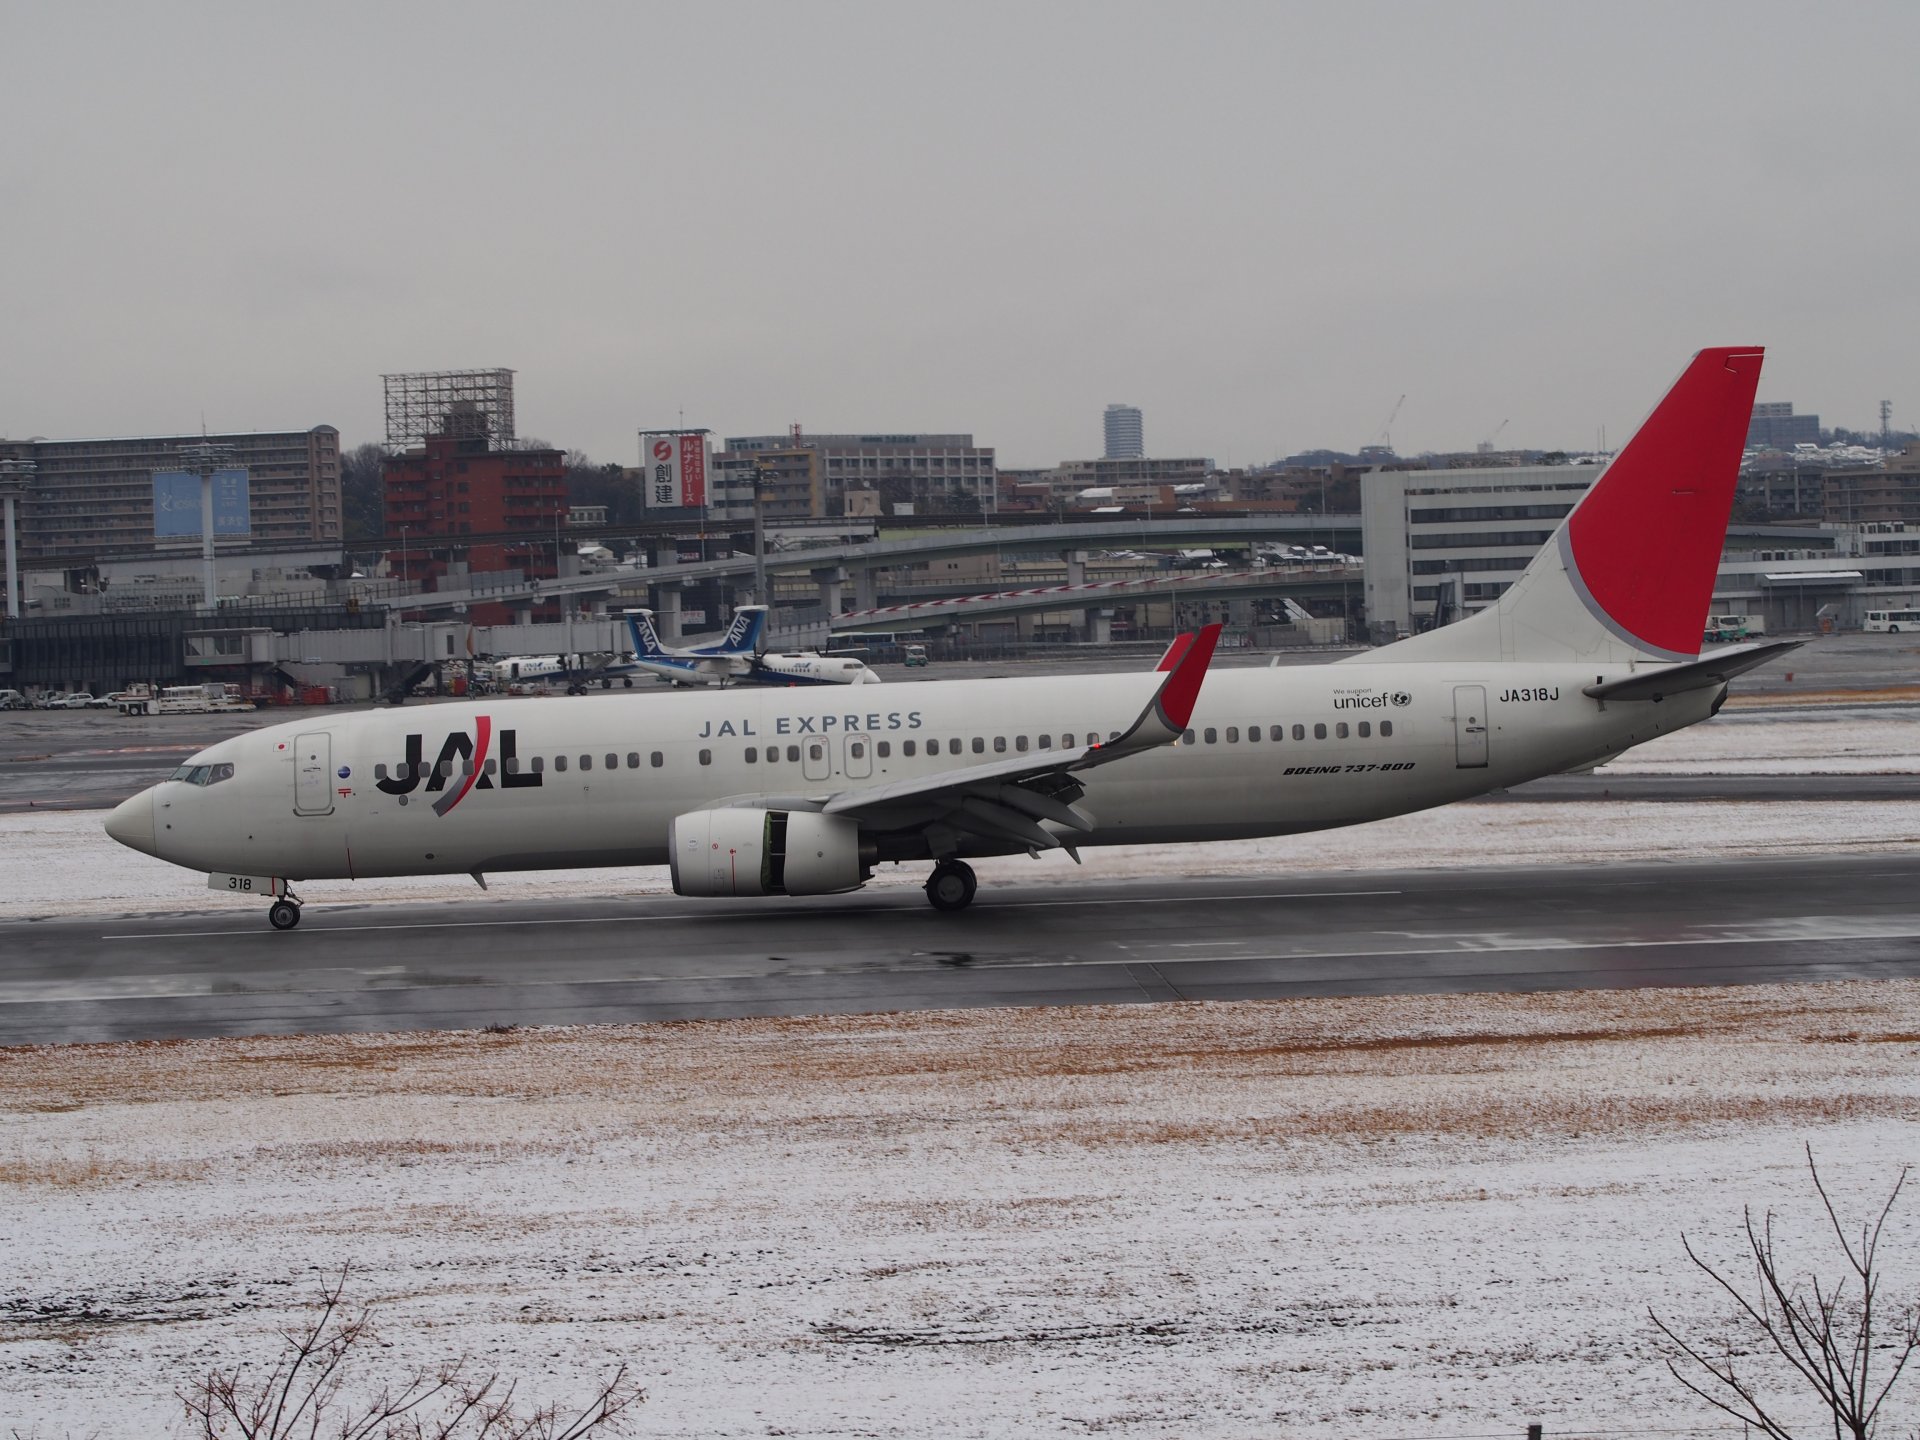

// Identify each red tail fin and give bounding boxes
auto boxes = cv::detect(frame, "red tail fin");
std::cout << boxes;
[1565,347,1764,658]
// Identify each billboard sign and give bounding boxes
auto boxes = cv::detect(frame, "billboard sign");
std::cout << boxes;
[640,432,709,510]
[153,469,251,538]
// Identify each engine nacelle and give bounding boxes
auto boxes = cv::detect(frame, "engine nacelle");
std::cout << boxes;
[668,808,866,898]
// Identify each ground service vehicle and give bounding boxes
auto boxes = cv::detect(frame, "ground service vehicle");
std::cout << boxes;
[903,645,930,667]
[105,348,1798,929]
[1865,609,1920,633]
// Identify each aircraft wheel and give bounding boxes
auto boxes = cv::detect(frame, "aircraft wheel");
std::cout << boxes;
[925,860,978,912]
[268,900,302,931]
[622,678,633,688]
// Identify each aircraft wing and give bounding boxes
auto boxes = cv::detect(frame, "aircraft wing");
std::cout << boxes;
[1581,638,1801,703]
[819,624,1221,852]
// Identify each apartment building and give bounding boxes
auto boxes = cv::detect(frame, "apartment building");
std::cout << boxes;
[1,427,341,562]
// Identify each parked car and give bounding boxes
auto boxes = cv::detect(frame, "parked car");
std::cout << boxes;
[0,689,26,711]
[52,692,97,709]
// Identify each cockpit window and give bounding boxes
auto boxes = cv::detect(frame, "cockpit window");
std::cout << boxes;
[168,762,235,787]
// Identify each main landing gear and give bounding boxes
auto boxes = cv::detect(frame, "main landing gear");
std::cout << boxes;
[268,887,304,931]
[924,860,977,912]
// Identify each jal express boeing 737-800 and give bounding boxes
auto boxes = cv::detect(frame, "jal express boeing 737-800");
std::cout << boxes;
[106,348,1795,928]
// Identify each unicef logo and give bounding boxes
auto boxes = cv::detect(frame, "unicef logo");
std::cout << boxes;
[1390,692,1412,708]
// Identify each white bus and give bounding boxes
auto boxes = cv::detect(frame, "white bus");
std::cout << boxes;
[1864,609,1920,633]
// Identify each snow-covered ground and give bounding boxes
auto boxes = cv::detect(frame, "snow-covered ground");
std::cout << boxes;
[3,985,1918,1436]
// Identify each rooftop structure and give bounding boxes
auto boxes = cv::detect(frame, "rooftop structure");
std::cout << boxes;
[383,369,516,451]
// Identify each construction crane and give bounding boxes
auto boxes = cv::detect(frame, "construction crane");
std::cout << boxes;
[1374,394,1406,453]
[1481,419,1509,452]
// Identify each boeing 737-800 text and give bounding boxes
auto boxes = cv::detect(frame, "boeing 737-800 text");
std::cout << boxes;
[107,348,1793,927]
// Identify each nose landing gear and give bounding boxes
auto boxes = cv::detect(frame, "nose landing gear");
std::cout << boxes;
[268,888,304,931]
[924,860,978,912]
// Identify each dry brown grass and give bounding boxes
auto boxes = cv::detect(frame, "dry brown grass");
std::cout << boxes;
[2,981,1916,1123]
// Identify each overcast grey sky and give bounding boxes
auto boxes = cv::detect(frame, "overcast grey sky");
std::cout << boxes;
[3,2,1915,468]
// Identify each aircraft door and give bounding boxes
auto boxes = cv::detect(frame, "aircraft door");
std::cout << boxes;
[843,734,873,779]
[1452,686,1488,769]
[293,732,335,815]
[802,737,831,782]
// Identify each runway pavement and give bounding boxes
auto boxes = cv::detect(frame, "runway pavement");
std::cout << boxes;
[4,853,1918,1045]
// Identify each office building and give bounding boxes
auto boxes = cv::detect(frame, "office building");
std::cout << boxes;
[1360,463,1601,639]
[0,428,341,563]
[1746,401,1820,450]
[382,433,565,599]
[717,432,995,517]
[1103,404,1144,460]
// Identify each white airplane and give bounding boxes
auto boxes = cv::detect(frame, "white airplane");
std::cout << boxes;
[625,606,878,688]
[108,347,1795,929]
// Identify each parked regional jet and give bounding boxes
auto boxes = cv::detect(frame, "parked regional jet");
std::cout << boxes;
[108,348,1796,929]
[625,606,878,687]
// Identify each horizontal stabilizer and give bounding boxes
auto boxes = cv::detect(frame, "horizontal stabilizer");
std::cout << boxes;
[1581,639,1802,703]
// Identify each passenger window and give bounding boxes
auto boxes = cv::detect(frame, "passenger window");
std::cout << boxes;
[877,741,890,758]
[1336,722,1349,739]
[440,760,455,778]
[1204,728,1217,744]
[1183,729,1196,745]
[699,749,712,765]
[1271,725,1284,741]
[764,745,778,763]
[787,745,800,761]
[1314,723,1327,740]
[851,741,865,759]
[1063,733,1075,748]
[994,736,1006,753]
[374,763,387,780]
[579,754,592,771]
[605,753,617,770]
[504,756,519,775]
[1015,736,1028,752]
[1292,724,1305,741]
[808,743,823,761]
[483,758,497,775]
[626,752,639,768]
[1381,720,1393,737]
[745,747,757,763]
[554,755,568,772]
[1037,734,1052,750]
[1358,722,1371,738]
[650,752,664,767]
[532,756,546,774]
[972,737,985,754]
[1226,727,1239,743]
[903,740,916,757]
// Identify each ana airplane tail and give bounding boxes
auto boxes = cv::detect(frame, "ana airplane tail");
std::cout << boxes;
[623,609,669,659]
[1363,346,1764,666]
[697,606,767,657]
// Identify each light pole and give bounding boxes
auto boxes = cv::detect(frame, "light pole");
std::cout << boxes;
[752,458,770,607]
[176,440,236,611]
[399,525,410,591]
[0,458,33,622]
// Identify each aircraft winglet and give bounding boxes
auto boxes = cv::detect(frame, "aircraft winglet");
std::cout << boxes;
[1101,622,1222,754]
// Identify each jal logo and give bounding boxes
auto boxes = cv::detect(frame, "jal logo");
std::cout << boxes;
[376,716,540,816]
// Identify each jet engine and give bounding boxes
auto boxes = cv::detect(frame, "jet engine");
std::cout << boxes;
[668,808,867,897]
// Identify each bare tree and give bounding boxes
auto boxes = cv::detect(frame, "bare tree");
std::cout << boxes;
[1651,1145,1918,1439]
[179,1267,643,1439]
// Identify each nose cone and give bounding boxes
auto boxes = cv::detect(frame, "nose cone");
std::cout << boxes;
[105,787,158,857]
